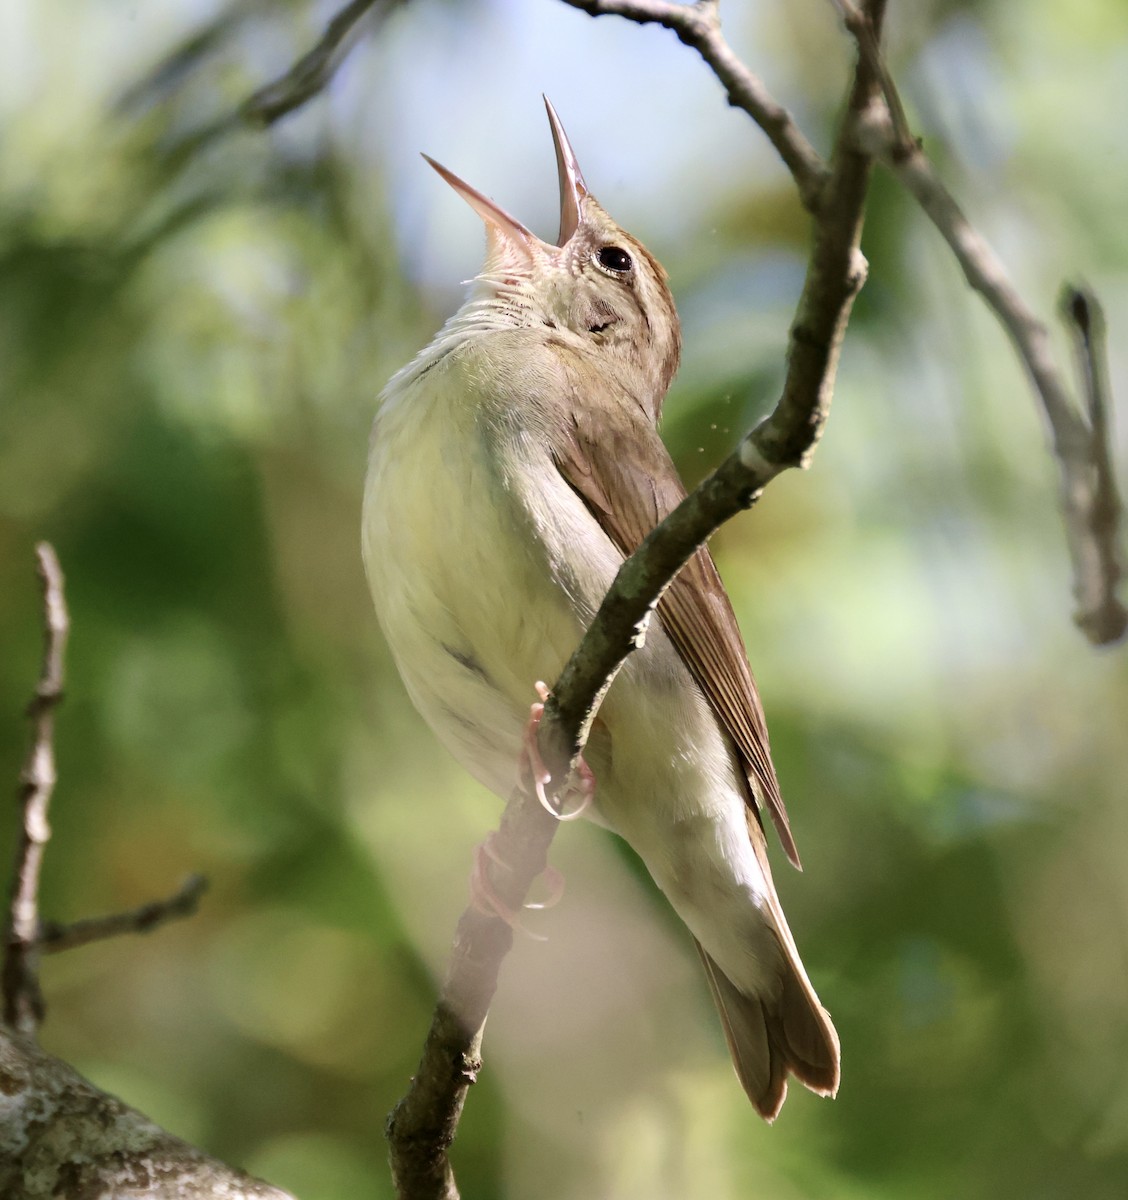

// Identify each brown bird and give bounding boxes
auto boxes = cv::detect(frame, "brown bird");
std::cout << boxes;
[362,99,839,1120]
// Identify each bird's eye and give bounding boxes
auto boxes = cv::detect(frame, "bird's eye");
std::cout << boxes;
[597,245,633,273]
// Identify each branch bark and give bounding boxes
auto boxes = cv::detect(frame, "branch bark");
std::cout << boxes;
[147,0,404,167]
[0,1026,294,1200]
[37,873,208,954]
[840,6,1126,643]
[2,543,68,1036]
[561,0,829,210]
[238,0,395,128]
[1,549,285,1199]
[384,4,886,1195]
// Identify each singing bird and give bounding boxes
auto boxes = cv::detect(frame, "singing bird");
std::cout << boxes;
[362,101,839,1120]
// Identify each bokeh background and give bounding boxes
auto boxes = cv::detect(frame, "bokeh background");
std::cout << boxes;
[2,1,1127,1197]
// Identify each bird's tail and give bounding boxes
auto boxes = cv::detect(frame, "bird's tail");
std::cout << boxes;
[694,938,840,1122]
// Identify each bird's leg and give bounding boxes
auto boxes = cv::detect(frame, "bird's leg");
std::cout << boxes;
[522,680,595,821]
[468,679,594,930]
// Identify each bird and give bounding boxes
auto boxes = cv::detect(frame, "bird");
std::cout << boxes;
[362,99,839,1121]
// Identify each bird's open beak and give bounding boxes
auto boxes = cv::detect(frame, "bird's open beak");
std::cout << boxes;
[423,98,588,264]
[544,97,588,246]
[422,153,539,266]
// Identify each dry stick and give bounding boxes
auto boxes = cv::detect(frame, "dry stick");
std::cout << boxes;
[239,0,392,127]
[562,0,829,210]
[37,874,209,955]
[2,544,69,1037]
[1061,288,1124,641]
[159,0,400,165]
[0,556,261,1195]
[115,0,261,114]
[842,44,1126,642]
[1,548,211,1041]
[384,3,887,1196]
[1063,288,1122,537]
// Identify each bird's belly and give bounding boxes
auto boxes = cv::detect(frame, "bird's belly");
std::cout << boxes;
[363,403,588,797]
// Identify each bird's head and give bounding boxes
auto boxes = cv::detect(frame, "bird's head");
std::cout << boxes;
[424,99,681,416]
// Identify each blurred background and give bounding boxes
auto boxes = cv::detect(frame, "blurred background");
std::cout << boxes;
[2,1,1127,1196]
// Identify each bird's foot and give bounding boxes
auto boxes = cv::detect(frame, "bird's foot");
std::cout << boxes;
[521,681,596,822]
[469,831,564,940]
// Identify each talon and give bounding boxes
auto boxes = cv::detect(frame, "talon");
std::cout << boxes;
[520,681,597,821]
[554,757,595,821]
[520,684,553,811]
[523,864,565,911]
[468,834,550,941]
[470,839,519,924]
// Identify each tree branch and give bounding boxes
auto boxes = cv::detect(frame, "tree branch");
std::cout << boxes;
[1060,287,1125,642]
[37,874,208,955]
[116,0,261,114]
[148,0,403,167]
[560,0,830,210]
[239,0,395,128]
[840,8,1126,643]
[0,1026,295,1200]
[384,4,886,1195]
[0,550,291,1198]
[2,543,69,1036]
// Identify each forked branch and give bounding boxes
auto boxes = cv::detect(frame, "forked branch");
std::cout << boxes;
[0,549,286,1198]
[838,2,1125,642]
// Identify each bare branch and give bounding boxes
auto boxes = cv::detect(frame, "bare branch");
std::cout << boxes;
[845,39,1126,642]
[559,0,830,210]
[3,550,213,1045]
[385,4,887,1194]
[385,824,551,1200]
[116,0,260,114]
[240,0,393,128]
[37,874,208,955]
[0,1027,295,1199]
[3,543,69,1037]
[1061,287,1125,641]
[150,0,403,166]
[830,0,913,146]
[0,555,281,1195]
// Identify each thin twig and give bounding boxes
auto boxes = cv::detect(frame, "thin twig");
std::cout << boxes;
[384,4,887,1194]
[239,0,391,127]
[1,1025,296,1198]
[2,544,69,1036]
[845,36,1126,642]
[37,875,209,955]
[152,0,401,167]
[1060,287,1125,641]
[115,0,261,114]
[560,0,830,210]
[830,0,913,148]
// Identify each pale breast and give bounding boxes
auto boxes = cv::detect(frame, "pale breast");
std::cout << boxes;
[362,350,601,798]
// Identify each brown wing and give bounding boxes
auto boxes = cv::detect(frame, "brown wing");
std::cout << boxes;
[554,404,801,869]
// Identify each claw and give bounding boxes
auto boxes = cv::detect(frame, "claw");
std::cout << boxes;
[469,837,519,924]
[523,864,565,911]
[520,681,553,811]
[521,681,597,821]
[468,833,554,940]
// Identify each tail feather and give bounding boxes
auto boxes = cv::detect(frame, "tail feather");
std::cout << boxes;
[694,939,839,1122]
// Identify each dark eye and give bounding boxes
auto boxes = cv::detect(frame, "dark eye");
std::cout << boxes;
[597,245,633,273]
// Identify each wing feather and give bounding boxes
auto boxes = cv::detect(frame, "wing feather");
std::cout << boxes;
[554,405,801,868]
